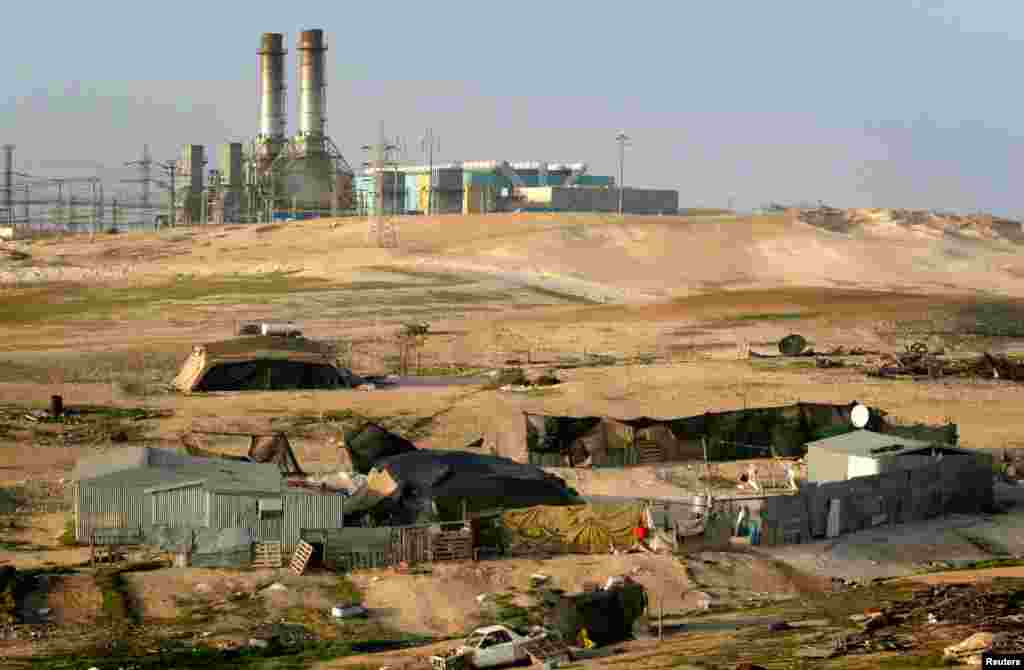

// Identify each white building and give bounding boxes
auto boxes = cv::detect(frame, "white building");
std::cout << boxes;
[804,430,974,482]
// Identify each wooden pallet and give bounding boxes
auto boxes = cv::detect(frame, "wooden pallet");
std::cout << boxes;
[290,540,315,575]
[521,637,572,665]
[253,541,283,569]
[430,532,472,562]
[636,441,663,465]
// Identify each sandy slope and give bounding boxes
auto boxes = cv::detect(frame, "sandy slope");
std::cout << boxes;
[7,213,1024,300]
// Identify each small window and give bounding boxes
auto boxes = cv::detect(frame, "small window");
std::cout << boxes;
[258,498,283,519]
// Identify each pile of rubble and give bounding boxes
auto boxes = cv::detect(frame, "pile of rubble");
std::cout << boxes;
[869,345,1024,382]
[832,583,1024,659]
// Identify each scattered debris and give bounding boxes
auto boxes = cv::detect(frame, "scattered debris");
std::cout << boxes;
[871,350,1024,382]
[330,605,368,619]
[832,583,1024,659]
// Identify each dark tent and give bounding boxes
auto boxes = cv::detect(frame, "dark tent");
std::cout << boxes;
[375,450,579,523]
[344,423,418,475]
[173,336,361,393]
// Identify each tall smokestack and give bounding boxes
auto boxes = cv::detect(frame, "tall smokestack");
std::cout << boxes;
[297,29,327,138]
[258,33,287,139]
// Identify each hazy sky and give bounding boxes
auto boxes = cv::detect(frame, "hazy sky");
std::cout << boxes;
[2,1,1022,216]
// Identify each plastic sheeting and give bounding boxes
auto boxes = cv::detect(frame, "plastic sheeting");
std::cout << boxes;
[501,502,644,554]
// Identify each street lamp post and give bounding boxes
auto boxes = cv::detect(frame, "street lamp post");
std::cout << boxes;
[615,131,631,216]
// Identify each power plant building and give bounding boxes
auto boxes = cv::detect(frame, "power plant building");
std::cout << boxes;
[157,29,677,224]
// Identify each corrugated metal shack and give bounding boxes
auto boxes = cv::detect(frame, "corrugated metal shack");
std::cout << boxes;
[73,447,344,566]
[709,450,994,547]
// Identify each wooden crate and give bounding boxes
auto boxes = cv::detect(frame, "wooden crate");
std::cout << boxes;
[253,541,283,569]
[290,540,315,575]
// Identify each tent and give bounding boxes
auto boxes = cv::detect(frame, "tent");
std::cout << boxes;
[172,336,361,393]
[370,449,579,524]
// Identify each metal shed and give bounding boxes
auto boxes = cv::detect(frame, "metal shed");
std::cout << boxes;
[73,447,344,549]
[804,430,973,482]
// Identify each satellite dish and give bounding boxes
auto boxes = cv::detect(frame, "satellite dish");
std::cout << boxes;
[851,404,870,429]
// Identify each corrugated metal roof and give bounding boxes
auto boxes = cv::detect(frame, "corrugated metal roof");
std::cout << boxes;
[76,447,282,495]
[804,430,932,457]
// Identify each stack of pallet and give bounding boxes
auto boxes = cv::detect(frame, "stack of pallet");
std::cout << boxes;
[253,541,283,569]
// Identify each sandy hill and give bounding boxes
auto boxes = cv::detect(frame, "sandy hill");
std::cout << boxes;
[4,211,1024,302]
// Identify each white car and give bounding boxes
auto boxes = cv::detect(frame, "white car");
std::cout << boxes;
[433,625,542,669]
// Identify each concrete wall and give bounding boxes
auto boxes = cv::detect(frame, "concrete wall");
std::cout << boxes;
[549,187,679,215]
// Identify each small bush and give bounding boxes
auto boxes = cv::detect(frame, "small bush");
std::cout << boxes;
[335,576,363,606]
[534,370,561,386]
[57,518,79,546]
[485,367,529,389]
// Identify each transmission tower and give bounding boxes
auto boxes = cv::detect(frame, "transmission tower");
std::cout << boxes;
[123,144,155,225]
[361,121,400,248]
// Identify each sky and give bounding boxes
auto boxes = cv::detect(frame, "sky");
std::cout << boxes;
[1,0,1022,216]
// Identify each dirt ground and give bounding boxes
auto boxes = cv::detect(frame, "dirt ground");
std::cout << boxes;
[3,212,1024,666]
[350,553,694,637]
[895,566,1024,584]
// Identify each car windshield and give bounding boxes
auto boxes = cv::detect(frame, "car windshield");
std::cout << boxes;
[465,634,484,647]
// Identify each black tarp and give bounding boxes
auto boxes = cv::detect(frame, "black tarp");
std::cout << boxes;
[195,360,343,392]
[553,582,646,646]
[344,423,418,475]
[375,450,579,523]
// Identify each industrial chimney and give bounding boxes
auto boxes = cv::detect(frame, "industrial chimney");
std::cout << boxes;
[296,29,327,139]
[258,33,287,140]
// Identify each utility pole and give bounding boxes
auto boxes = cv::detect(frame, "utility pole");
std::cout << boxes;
[21,185,29,227]
[615,131,631,216]
[2,144,13,227]
[420,129,440,215]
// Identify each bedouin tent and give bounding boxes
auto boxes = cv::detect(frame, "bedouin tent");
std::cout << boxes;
[172,336,360,393]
